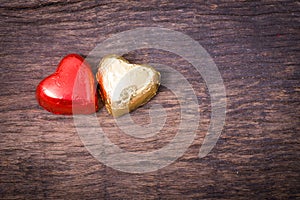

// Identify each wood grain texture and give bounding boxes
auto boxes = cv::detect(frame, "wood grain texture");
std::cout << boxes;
[0,0,299,199]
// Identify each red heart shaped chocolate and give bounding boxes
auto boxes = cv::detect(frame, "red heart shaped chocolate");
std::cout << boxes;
[36,54,99,114]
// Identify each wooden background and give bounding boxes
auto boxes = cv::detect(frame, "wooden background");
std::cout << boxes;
[0,0,299,199]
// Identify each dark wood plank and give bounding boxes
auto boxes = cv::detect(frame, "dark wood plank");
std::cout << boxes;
[0,0,299,199]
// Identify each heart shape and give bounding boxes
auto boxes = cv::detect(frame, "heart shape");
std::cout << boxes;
[96,55,160,117]
[36,54,99,114]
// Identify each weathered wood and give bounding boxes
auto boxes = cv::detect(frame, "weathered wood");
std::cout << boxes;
[0,0,299,199]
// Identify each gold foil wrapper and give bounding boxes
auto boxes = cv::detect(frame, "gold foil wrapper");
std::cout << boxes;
[96,55,161,117]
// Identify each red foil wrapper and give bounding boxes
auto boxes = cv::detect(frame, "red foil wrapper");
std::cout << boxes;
[36,54,99,115]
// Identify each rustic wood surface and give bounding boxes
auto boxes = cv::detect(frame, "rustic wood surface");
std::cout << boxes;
[0,0,299,199]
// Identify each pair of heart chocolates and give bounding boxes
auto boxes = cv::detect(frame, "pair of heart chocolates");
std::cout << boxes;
[36,54,161,117]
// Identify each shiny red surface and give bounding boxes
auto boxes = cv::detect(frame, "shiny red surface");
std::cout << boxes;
[36,54,99,115]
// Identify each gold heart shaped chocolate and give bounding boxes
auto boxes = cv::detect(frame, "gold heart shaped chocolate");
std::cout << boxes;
[96,55,160,117]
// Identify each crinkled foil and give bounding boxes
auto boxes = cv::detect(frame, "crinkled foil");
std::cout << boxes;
[96,55,160,117]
